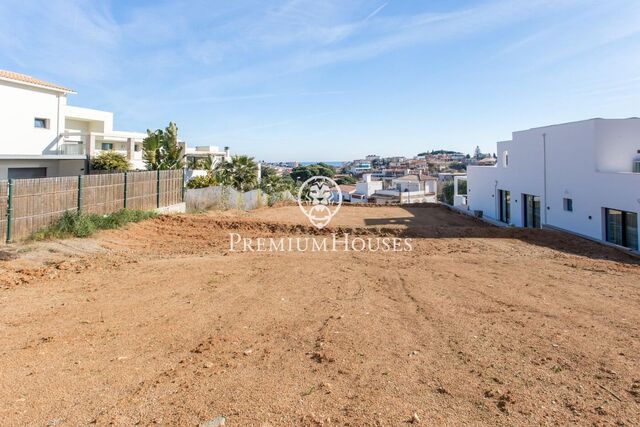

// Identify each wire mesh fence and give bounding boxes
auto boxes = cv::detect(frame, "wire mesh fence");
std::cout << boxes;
[185,186,294,212]
[1,170,184,243]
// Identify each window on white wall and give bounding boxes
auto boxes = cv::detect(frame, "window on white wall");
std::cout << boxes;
[563,198,573,212]
[503,151,509,167]
[34,118,49,129]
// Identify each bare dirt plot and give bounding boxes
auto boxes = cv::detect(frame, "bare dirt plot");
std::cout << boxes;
[232,204,481,228]
[0,205,639,426]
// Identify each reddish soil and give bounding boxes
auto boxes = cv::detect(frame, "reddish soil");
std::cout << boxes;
[0,205,639,426]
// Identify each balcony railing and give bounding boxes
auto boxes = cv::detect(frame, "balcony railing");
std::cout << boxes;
[58,142,86,156]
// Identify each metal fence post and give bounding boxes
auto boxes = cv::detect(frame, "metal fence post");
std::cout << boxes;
[123,172,128,209]
[181,168,186,202]
[6,179,13,243]
[156,170,161,208]
[77,175,83,213]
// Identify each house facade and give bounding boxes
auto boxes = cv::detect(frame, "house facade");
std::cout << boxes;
[351,174,383,203]
[0,70,147,179]
[371,174,437,204]
[336,184,356,202]
[467,118,640,251]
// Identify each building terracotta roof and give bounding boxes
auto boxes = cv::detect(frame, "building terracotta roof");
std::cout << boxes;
[0,70,75,93]
[338,184,356,193]
[478,157,497,164]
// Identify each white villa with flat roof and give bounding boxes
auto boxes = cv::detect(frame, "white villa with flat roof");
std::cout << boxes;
[0,70,148,179]
[466,118,640,252]
[371,174,437,204]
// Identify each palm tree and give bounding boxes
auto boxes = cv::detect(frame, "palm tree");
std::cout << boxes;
[260,174,295,194]
[215,155,258,191]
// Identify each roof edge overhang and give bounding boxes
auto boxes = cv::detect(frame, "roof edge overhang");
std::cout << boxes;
[0,76,76,95]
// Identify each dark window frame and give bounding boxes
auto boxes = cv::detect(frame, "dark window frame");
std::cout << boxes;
[498,189,511,223]
[605,208,638,250]
[563,198,573,212]
[523,194,541,228]
[34,118,50,129]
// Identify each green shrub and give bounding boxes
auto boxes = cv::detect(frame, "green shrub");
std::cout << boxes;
[30,209,157,241]
[90,151,131,172]
[439,180,467,205]
[186,174,217,189]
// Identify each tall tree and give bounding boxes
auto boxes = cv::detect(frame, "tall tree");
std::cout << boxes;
[289,164,334,183]
[335,176,356,185]
[474,145,482,160]
[142,122,185,170]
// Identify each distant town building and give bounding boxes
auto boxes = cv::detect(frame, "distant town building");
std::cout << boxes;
[370,174,437,204]
[476,157,496,166]
[331,184,356,202]
[351,174,383,203]
[350,161,372,174]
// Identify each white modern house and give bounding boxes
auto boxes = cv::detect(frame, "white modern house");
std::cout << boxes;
[467,118,640,251]
[371,174,437,204]
[0,70,147,179]
[184,146,230,167]
[351,174,383,203]
[184,145,232,181]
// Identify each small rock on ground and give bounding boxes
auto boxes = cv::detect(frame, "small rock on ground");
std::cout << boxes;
[200,415,225,427]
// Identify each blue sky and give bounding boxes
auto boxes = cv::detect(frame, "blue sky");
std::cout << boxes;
[1,0,639,162]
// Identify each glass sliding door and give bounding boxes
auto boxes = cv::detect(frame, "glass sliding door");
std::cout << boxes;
[605,208,638,250]
[523,194,541,228]
[498,190,510,223]
[625,211,638,250]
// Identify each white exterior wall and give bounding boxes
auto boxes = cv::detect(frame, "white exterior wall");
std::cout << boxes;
[393,180,422,192]
[0,80,66,155]
[64,106,147,170]
[355,180,382,196]
[374,189,437,204]
[467,118,640,247]
[65,105,112,133]
[0,76,150,176]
